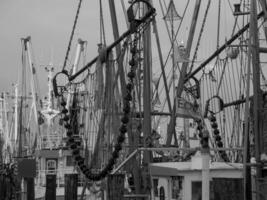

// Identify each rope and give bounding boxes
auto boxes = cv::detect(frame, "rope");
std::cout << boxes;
[218,63,231,143]
[189,0,211,73]
[29,40,41,99]
[216,0,221,50]
[99,0,106,45]
[159,0,174,43]
[62,0,83,72]
[153,0,190,98]
[214,61,224,145]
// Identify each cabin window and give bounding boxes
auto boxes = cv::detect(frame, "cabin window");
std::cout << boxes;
[66,156,74,166]
[46,159,57,174]
[153,178,159,197]
[171,176,183,199]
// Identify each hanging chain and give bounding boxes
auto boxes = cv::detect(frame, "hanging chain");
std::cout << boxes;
[208,113,229,162]
[62,0,83,73]
[53,1,155,180]
[59,34,139,181]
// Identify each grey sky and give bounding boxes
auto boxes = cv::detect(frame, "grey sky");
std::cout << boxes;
[0,0,106,93]
[0,0,246,96]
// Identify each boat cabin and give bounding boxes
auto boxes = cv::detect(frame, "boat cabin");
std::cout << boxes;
[149,154,243,200]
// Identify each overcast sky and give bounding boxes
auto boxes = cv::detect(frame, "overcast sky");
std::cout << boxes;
[0,0,103,94]
[0,0,242,96]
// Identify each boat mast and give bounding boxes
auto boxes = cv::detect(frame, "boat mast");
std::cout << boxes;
[243,8,253,199]
[21,37,41,153]
[18,38,27,158]
[108,0,127,96]
[258,0,267,40]
[0,95,4,162]
[250,1,263,199]
[66,39,86,109]
[166,0,202,145]
[14,84,18,153]
[143,0,152,193]
[23,37,39,129]
[2,93,11,162]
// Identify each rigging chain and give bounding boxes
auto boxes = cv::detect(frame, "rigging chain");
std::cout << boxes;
[189,0,211,74]
[62,0,83,73]
[60,34,139,181]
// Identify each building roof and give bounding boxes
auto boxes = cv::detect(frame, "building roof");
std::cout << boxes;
[149,160,243,177]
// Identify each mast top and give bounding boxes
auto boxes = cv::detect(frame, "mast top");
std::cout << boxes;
[164,0,181,21]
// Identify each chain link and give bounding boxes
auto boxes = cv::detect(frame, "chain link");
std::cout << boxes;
[59,33,139,181]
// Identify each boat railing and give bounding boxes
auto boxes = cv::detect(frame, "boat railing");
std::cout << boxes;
[39,133,85,149]
[40,134,64,149]
[36,168,85,187]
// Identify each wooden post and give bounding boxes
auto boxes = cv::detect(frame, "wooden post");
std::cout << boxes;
[128,120,142,194]
[45,174,56,200]
[107,174,125,200]
[64,174,78,200]
[243,10,253,199]
[250,1,263,200]
[22,178,27,200]
[26,177,34,200]
[0,174,4,200]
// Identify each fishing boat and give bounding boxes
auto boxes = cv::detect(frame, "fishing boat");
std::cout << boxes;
[34,64,92,199]
[1,0,267,199]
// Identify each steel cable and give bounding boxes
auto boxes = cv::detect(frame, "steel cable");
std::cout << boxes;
[62,0,83,72]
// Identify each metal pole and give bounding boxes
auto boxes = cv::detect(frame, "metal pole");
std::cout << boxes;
[14,85,18,147]
[24,38,38,127]
[201,150,210,200]
[23,37,41,154]
[152,18,172,113]
[250,1,263,200]
[66,40,84,109]
[186,11,264,82]
[68,8,155,81]
[108,0,127,96]
[258,0,267,41]
[243,14,252,199]
[143,0,152,192]
[111,149,139,174]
